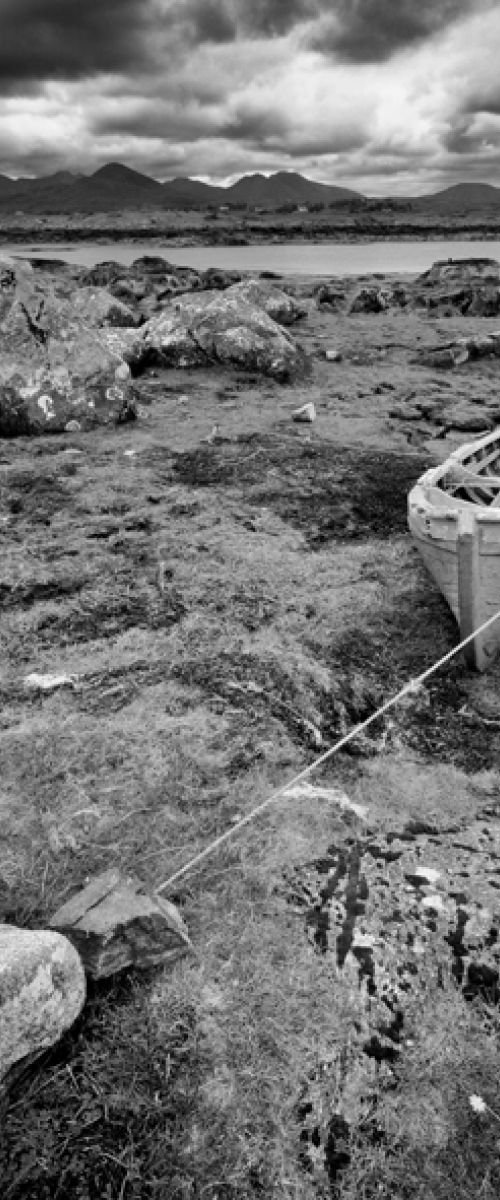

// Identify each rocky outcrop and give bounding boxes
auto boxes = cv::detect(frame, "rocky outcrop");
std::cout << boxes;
[349,285,408,314]
[416,331,500,370]
[0,926,85,1088]
[413,257,500,316]
[0,255,136,435]
[81,256,206,321]
[288,787,500,1178]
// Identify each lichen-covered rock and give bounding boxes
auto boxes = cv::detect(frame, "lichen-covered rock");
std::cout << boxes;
[228,280,306,325]
[413,257,500,316]
[68,286,140,328]
[349,286,408,314]
[139,288,303,379]
[0,255,137,434]
[0,926,85,1085]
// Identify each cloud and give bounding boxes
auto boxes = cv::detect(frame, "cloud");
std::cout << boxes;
[0,1,161,92]
[309,0,484,62]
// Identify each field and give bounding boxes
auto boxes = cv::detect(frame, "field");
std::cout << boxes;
[2,275,500,1198]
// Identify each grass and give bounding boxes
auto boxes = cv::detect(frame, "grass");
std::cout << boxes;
[2,311,500,1197]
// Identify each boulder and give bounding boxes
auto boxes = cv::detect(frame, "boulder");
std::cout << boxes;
[315,283,346,311]
[80,256,204,321]
[139,288,303,379]
[228,280,306,325]
[68,286,140,328]
[0,255,137,435]
[349,287,407,314]
[413,258,500,316]
[0,926,85,1087]
[201,267,242,290]
[445,407,493,432]
[415,330,500,371]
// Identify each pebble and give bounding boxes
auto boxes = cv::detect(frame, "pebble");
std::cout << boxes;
[292,402,316,423]
[325,350,342,362]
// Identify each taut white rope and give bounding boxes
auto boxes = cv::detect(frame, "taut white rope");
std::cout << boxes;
[157,606,500,895]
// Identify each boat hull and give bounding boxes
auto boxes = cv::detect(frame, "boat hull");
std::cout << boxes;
[408,430,500,669]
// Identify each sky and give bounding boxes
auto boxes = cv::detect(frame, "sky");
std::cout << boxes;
[0,0,499,194]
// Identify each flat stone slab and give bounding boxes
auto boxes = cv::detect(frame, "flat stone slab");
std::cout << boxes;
[0,926,86,1086]
[50,868,192,979]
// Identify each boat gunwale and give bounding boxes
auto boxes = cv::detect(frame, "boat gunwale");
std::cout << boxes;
[408,427,500,521]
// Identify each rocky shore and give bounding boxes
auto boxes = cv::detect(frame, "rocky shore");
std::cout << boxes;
[2,250,500,1198]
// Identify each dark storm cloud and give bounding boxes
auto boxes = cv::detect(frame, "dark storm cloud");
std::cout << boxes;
[0,0,154,86]
[240,0,317,37]
[163,0,236,44]
[309,0,479,62]
[464,88,500,117]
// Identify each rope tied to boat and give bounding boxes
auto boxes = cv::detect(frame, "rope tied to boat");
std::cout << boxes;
[157,605,500,895]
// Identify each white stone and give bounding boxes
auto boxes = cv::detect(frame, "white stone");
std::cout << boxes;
[0,926,86,1083]
[24,672,78,693]
[292,402,316,423]
[325,349,342,362]
[421,894,446,913]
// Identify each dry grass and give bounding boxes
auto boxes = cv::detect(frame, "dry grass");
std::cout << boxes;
[2,315,500,1197]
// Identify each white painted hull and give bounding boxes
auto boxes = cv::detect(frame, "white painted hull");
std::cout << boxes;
[408,429,500,668]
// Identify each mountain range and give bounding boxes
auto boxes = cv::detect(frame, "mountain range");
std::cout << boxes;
[0,162,499,215]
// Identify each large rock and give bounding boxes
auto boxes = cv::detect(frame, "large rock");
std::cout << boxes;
[81,256,204,321]
[0,256,137,434]
[0,925,85,1086]
[415,330,500,371]
[413,257,500,316]
[349,285,408,314]
[139,287,303,379]
[228,280,306,325]
[68,286,140,328]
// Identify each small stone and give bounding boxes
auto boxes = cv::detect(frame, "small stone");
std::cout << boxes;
[292,402,316,423]
[421,894,446,913]
[24,672,78,693]
[325,349,342,362]
[0,926,85,1086]
[114,361,131,382]
[50,868,192,979]
[65,420,81,432]
[405,866,441,887]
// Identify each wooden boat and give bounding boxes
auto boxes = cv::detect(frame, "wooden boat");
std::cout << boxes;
[408,428,500,670]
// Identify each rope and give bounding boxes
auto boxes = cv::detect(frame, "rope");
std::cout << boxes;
[156,605,500,895]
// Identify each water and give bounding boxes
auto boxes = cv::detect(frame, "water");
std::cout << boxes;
[2,239,500,275]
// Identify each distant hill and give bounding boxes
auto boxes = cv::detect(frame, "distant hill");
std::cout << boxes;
[0,163,499,215]
[161,177,226,206]
[223,171,361,206]
[411,182,500,212]
[0,163,364,213]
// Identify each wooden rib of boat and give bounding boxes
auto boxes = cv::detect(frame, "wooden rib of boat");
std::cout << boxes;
[408,428,500,670]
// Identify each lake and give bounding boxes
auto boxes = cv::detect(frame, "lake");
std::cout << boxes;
[3,239,500,275]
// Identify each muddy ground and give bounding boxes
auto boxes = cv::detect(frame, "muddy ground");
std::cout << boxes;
[2,270,500,1199]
